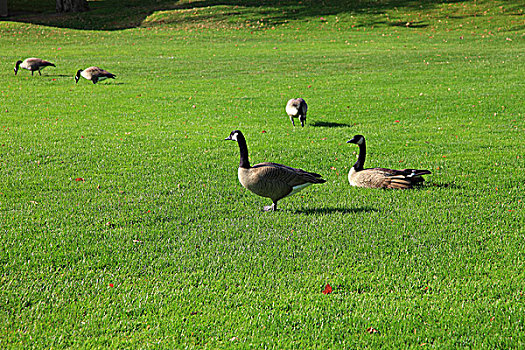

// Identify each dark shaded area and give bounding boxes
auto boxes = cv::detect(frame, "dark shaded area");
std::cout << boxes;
[311,121,352,128]
[295,206,378,215]
[389,20,428,28]
[3,0,470,31]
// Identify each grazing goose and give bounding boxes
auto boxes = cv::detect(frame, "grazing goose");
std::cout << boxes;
[286,98,308,127]
[75,67,116,84]
[14,58,56,76]
[347,134,431,189]
[226,130,326,211]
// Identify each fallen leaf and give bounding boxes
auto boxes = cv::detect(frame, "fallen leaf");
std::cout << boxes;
[366,327,380,334]
[322,283,332,294]
[394,120,400,123]
[74,177,84,182]
[109,283,114,287]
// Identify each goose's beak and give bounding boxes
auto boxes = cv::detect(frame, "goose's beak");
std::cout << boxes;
[225,136,232,141]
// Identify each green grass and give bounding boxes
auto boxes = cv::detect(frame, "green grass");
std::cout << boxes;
[1,0,524,347]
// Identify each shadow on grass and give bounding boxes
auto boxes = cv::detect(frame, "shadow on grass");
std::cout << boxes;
[295,206,378,215]
[5,0,469,31]
[311,121,352,128]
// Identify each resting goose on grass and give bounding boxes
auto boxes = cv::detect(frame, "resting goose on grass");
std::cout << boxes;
[226,130,326,211]
[75,67,116,84]
[14,58,56,76]
[347,134,431,189]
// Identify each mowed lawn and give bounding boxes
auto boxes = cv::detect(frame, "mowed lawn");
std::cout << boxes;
[1,0,524,347]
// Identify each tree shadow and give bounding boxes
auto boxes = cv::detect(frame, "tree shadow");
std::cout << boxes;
[389,20,429,28]
[4,0,470,31]
[295,206,378,215]
[310,121,352,128]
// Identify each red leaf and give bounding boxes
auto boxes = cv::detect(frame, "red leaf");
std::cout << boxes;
[322,283,332,294]
[367,327,380,334]
[394,120,400,123]
[261,130,266,133]
[74,177,84,182]
[109,283,114,288]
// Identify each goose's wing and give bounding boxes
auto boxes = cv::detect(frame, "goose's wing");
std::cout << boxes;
[25,58,54,67]
[357,167,431,188]
[86,67,116,78]
[244,162,325,201]
[256,162,325,184]
[352,168,411,189]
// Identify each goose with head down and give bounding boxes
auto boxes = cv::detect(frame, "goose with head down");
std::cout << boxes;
[226,130,326,211]
[285,98,308,127]
[75,66,116,84]
[14,58,56,76]
[347,134,431,189]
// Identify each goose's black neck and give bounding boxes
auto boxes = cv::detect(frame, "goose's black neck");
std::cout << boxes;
[353,141,366,171]
[236,133,251,169]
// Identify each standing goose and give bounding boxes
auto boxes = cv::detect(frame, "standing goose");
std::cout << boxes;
[14,58,56,76]
[286,98,308,127]
[75,67,116,84]
[226,130,326,211]
[347,134,431,189]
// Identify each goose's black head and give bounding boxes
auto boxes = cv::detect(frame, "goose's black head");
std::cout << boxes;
[14,60,22,75]
[347,134,366,146]
[75,69,83,83]
[225,130,243,142]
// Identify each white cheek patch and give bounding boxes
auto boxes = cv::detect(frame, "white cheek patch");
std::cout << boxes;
[231,133,238,141]
[357,137,364,145]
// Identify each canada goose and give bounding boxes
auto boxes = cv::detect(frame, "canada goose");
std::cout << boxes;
[347,134,431,189]
[75,67,116,84]
[14,58,56,76]
[226,130,326,211]
[286,98,308,127]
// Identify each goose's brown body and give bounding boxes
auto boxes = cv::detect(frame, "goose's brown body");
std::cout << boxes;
[14,58,56,76]
[227,130,325,210]
[347,135,431,189]
[75,66,116,84]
